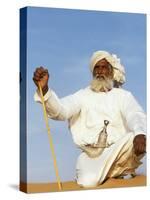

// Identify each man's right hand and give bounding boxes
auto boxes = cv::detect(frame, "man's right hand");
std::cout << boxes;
[33,66,49,95]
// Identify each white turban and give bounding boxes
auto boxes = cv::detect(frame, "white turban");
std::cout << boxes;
[90,50,126,84]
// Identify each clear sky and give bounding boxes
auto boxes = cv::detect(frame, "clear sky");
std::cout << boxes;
[25,7,146,183]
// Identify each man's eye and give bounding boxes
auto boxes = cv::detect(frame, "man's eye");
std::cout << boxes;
[94,66,99,70]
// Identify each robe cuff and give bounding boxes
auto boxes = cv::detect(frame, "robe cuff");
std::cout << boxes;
[34,88,52,103]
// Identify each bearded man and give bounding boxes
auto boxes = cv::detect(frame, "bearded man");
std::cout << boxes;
[33,50,146,187]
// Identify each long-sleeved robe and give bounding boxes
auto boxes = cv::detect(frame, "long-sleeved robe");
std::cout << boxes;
[34,87,146,187]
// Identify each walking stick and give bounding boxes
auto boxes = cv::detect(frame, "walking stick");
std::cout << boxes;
[38,82,62,191]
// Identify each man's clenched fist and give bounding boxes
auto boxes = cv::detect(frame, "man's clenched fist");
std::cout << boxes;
[133,134,146,156]
[33,66,49,95]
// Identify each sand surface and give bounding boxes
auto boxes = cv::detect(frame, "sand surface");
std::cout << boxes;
[20,175,146,193]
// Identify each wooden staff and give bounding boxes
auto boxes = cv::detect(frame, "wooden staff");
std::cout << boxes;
[38,82,62,191]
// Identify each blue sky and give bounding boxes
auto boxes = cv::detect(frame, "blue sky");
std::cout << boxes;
[25,7,146,183]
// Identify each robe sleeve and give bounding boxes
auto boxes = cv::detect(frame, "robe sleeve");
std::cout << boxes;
[120,91,146,136]
[34,88,83,121]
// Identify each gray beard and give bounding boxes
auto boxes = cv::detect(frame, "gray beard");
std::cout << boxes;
[90,75,113,92]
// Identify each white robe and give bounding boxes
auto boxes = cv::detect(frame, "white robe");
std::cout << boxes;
[34,87,146,186]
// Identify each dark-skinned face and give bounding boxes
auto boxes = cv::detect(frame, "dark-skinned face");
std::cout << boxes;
[93,58,113,80]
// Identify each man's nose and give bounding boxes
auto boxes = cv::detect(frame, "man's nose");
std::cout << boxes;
[98,67,105,74]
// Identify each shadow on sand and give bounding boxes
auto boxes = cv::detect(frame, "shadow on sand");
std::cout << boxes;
[9,184,19,191]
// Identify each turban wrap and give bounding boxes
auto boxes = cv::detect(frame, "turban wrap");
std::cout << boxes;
[90,51,126,84]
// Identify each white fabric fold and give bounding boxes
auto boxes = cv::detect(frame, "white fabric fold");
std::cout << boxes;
[76,132,143,187]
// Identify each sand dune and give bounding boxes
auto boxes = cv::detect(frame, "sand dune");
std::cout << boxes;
[20,175,146,193]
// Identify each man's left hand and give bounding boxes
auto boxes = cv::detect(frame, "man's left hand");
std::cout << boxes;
[133,134,146,156]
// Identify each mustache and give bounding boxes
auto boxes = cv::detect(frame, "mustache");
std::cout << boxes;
[95,74,107,80]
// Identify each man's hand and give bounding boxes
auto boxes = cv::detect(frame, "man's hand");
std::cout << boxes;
[133,134,146,156]
[33,66,49,95]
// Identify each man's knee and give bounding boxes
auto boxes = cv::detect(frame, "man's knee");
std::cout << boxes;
[77,173,99,188]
